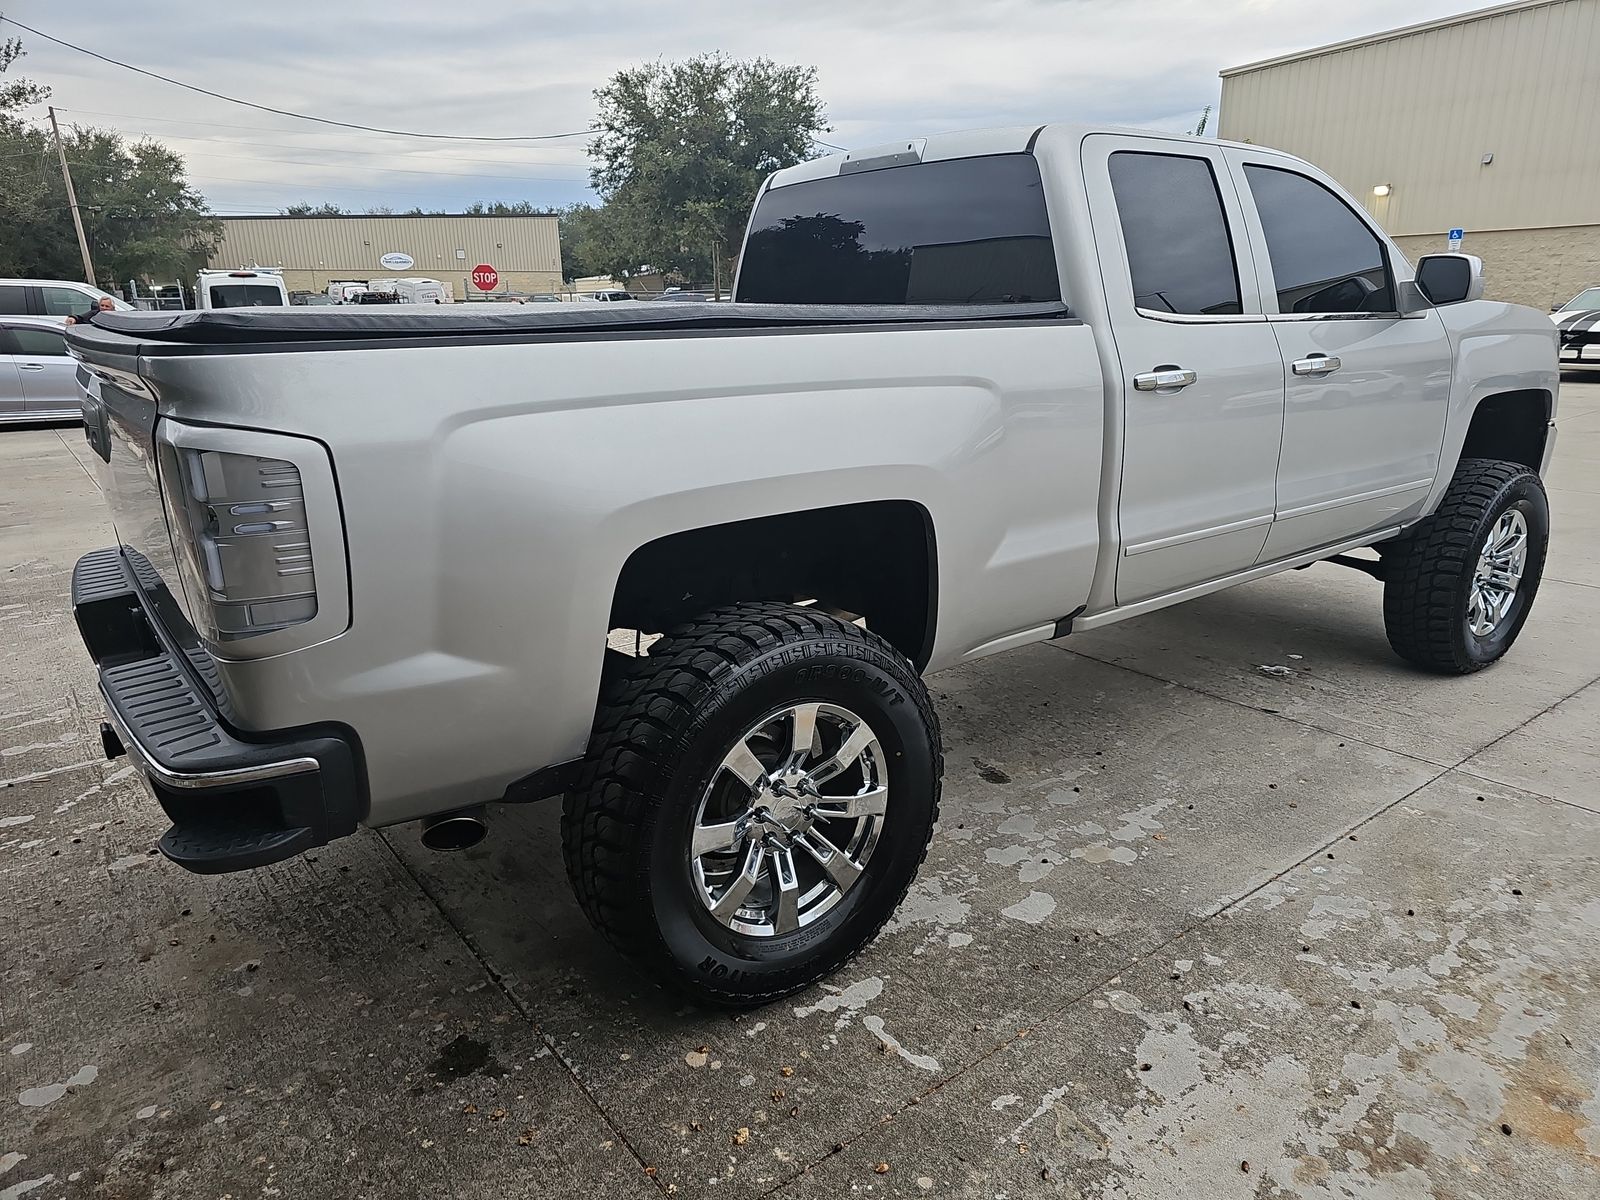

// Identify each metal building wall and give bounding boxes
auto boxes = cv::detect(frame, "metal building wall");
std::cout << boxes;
[1219,0,1600,238]
[207,214,563,295]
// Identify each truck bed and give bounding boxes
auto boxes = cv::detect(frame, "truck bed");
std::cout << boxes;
[79,301,1072,350]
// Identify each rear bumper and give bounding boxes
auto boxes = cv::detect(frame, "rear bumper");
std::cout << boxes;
[72,546,364,873]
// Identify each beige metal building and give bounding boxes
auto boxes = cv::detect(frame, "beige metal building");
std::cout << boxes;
[206,213,562,297]
[1220,0,1600,309]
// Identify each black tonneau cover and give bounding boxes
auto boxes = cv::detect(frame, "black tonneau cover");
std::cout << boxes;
[79,300,1071,347]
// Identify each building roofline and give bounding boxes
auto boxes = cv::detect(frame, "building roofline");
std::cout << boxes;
[213,211,559,220]
[1220,0,1567,76]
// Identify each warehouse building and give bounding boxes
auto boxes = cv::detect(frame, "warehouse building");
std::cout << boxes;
[1220,0,1600,309]
[205,212,562,297]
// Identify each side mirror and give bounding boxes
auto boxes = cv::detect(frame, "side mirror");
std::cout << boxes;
[1415,253,1484,306]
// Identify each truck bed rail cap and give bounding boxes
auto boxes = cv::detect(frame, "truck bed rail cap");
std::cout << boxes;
[74,301,1073,347]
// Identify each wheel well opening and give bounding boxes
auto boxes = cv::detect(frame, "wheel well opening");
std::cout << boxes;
[1460,390,1551,471]
[610,501,937,669]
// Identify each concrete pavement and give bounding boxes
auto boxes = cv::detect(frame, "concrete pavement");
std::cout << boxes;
[3,378,1598,1199]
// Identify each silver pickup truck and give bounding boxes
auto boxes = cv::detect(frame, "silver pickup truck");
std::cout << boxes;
[65,124,1557,1006]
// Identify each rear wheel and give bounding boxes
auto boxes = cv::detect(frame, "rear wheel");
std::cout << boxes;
[562,602,942,1006]
[1382,458,1548,673]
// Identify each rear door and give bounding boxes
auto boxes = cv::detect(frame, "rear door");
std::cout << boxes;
[1083,135,1286,605]
[7,323,80,418]
[1224,150,1452,559]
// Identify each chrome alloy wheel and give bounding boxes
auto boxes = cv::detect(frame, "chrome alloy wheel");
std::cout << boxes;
[690,702,888,938]
[1467,509,1529,637]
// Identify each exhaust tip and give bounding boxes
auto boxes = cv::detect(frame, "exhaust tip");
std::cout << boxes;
[420,807,487,852]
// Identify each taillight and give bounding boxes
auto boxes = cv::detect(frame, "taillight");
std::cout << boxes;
[164,447,319,640]
[154,423,346,659]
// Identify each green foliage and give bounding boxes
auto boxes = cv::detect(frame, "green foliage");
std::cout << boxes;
[586,53,828,279]
[281,202,348,216]
[0,38,220,287]
[462,199,547,216]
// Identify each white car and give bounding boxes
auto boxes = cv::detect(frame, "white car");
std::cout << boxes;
[1552,285,1600,367]
[0,279,131,321]
[1,315,80,424]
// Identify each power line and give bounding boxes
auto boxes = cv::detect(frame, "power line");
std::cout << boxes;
[0,16,596,143]
[54,111,595,167]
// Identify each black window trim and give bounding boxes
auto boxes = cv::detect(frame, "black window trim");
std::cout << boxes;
[1107,148,1258,326]
[1237,159,1404,321]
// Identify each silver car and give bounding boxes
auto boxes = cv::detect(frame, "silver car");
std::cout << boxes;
[1,315,81,424]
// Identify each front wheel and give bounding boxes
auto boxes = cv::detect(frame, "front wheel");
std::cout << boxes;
[562,602,942,1006]
[1382,458,1549,673]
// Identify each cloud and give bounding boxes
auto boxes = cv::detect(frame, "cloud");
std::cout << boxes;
[13,0,1484,213]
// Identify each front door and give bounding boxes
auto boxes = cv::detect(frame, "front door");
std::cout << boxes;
[1224,152,1454,559]
[1083,135,1287,605]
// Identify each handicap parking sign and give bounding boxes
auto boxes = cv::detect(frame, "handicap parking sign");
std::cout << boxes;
[1448,228,1464,250]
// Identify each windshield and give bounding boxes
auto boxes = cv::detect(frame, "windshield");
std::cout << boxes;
[208,284,284,308]
[736,153,1061,305]
[1559,287,1600,312]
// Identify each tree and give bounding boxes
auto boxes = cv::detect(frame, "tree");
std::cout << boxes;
[0,38,220,287]
[463,199,545,216]
[588,53,829,286]
[281,202,348,216]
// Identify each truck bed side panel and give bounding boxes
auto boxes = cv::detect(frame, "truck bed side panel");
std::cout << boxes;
[116,321,1104,825]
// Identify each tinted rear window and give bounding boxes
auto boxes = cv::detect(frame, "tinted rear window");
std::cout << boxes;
[735,154,1060,305]
[1108,152,1241,316]
[208,285,284,308]
[0,285,27,315]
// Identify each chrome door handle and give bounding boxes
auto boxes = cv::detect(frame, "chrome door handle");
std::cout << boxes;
[18,363,46,371]
[1292,354,1342,376]
[1133,368,1198,392]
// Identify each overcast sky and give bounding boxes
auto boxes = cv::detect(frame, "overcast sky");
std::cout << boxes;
[9,0,1491,215]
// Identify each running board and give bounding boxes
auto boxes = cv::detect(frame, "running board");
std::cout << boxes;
[1074,526,1404,633]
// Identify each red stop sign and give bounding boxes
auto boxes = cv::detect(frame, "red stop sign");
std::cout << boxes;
[471,264,499,291]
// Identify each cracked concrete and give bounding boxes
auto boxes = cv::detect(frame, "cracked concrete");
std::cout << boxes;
[3,376,1598,1198]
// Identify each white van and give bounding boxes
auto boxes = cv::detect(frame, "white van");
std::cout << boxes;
[196,269,289,310]
[394,278,448,305]
[326,281,369,304]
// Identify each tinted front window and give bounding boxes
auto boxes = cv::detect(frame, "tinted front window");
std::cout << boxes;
[736,154,1060,305]
[1244,165,1393,314]
[41,286,93,316]
[208,285,284,308]
[0,285,26,315]
[9,327,67,356]
[1108,152,1241,316]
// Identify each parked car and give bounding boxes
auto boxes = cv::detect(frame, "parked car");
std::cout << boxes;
[65,123,1557,1007]
[1,315,79,424]
[1552,285,1600,368]
[290,292,337,306]
[585,289,636,302]
[0,279,132,320]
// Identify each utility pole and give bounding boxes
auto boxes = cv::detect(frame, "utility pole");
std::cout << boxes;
[48,106,97,286]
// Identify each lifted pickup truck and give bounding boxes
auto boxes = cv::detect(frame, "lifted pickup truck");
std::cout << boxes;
[65,125,1557,1006]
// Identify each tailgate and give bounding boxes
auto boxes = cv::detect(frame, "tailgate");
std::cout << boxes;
[69,332,216,693]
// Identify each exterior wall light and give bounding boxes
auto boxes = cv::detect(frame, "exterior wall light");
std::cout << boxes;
[1372,183,1392,197]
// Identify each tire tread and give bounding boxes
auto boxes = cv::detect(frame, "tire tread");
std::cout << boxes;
[561,602,942,1006]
